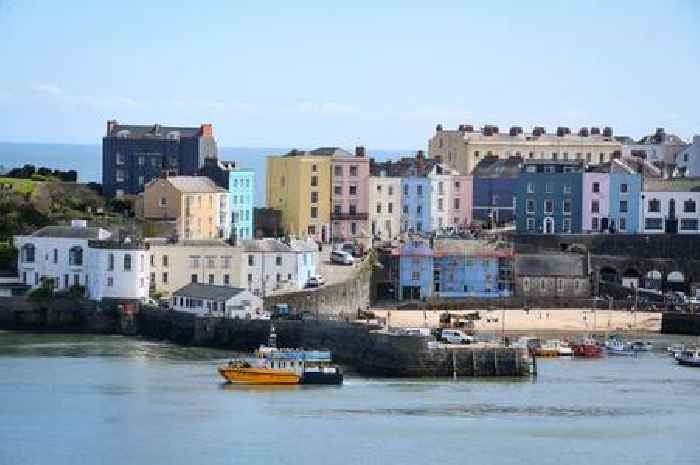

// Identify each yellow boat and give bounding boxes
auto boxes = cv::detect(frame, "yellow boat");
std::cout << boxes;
[218,360,300,385]
[534,347,560,357]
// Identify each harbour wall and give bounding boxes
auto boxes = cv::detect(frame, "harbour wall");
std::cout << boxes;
[661,313,700,336]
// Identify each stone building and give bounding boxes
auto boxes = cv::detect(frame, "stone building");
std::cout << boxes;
[102,120,217,198]
[621,128,687,166]
[639,178,700,234]
[514,254,590,298]
[429,124,621,175]
[471,156,522,225]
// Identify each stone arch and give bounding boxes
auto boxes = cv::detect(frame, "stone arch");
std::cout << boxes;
[599,266,619,283]
[666,270,687,293]
[644,269,662,291]
[622,268,641,289]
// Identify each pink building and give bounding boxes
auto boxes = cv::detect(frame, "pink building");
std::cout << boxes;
[429,164,473,232]
[582,171,610,232]
[331,147,370,242]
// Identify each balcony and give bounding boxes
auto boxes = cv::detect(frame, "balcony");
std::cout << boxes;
[331,212,368,221]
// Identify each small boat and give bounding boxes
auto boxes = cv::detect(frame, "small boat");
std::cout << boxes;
[676,348,700,367]
[667,343,686,358]
[556,341,574,356]
[572,338,604,358]
[218,360,301,385]
[534,339,572,357]
[631,340,653,352]
[605,340,638,356]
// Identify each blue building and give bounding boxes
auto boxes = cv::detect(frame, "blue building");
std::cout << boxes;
[516,160,584,234]
[472,156,522,225]
[398,239,433,300]
[608,161,641,234]
[200,158,255,240]
[401,177,431,233]
[102,120,217,198]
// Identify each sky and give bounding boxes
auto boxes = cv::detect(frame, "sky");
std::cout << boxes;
[0,0,698,149]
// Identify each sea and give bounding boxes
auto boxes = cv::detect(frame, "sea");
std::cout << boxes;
[1,332,699,465]
[0,142,412,206]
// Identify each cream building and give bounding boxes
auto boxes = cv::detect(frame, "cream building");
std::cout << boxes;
[266,148,332,242]
[429,124,622,175]
[141,176,230,241]
[368,175,401,240]
[147,239,242,297]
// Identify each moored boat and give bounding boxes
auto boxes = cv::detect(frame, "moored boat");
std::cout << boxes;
[218,361,301,385]
[605,340,638,356]
[631,340,653,352]
[676,348,700,367]
[572,338,604,358]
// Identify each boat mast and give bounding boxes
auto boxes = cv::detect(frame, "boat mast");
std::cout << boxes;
[269,323,278,348]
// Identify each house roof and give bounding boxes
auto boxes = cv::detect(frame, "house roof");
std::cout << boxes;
[370,156,438,177]
[30,226,108,239]
[472,156,523,177]
[241,239,293,253]
[515,254,586,277]
[106,123,203,139]
[173,283,247,301]
[643,178,700,192]
[163,176,227,193]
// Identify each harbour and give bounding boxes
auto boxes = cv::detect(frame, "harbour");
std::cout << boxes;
[1,331,700,465]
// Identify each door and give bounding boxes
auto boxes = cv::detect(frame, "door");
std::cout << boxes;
[543,217,554,234]
[601,217,609,232]
[667,199,678,233]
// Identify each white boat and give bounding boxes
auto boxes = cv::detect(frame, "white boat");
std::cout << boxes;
[605,340,638,356]
[676,348,700,367]
[667,343,686,358]
[631,340,653,351]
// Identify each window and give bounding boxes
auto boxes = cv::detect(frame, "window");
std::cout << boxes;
[681,219,699,230]
[592,182,600,193]
[544,166,554,173]
[563,199,572,214]
[123,254,132,271]
[563,152,569,160]
[116,152,125,165]
[586,153,592,162]
[208,274,215,284]
[206,256,216,268]
[351,222,357,234]
[453,198,460,210]
[438,181,444,194]
[191,274,198,283]
[416,221,422,232]
[388,202,393,213]
[310,176,318,187]
[563,184,571,194]
[69,246,83,266]
[416,185,423,196]
[162,272,168,284]
[416,205,422,214]
[591,200,600,213]
[116,169,125,182]
[190,256,200,268]
[592,217,599,231]
[248,255,254,266]
[684,199,696,213]
[376,203,382,214]
[529,152,535,159]
[223,274,230,285]
[349,204,357,215]
[138,175,144,186]
[376,184,382,192]
[526,199,535,214]
[349,185,357,196]
[312,164,317,172]
[334,185,341,195]
[619,200,628,213]
[107,253,114,271]
[545,183,552,193]
[402,205,408,214]
[162,255,168,267]
[334,204,341,215]
[562,218,572,233]
[455,181,461,189]
[334,166,342,177]
[350,166,358,177]
[438,198,444,211]
[599,153,605,163]
[310,191,318,203]
[544,200,553,214]
[310,206,318,218]
[107,277,114,287]
[527,182,534,194]
[276,256,282,266]
[221,256,231,268]
[526,218,535,231]
[645,218,663,230]
[619,217,627,232]
[620,183,628,193]
[648,198,660,213]
[388,186,394,195]
[552,152,558,160]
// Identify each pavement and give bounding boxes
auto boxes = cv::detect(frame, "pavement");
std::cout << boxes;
[317,244,361,287]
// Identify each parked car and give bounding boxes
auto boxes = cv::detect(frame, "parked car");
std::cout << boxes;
[331,250,354,265]
[305,276,322,288]
[439,329,474,345]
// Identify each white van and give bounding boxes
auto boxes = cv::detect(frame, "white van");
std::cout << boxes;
[440,329,474,345]
[331,250,354,265]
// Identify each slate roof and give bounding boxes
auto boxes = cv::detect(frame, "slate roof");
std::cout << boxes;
[241,239,293,253]
[173,283,246,301]
[106,123,202,139]
[31,226,108,239]
[472,156,523,177]
[515,254,587,277]
[643,178,700,192]
[370,156,438,177]
[165,176,227,193]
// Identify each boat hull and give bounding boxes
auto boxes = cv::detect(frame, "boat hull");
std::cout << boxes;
[218,367,300,384]
[572,344,604,358]
[677,358,700,368]
[534,349,559,357]
[300,372,344,385]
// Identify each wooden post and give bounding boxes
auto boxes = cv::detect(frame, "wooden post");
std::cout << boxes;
[452,350,457,379]
[531,353,538,376]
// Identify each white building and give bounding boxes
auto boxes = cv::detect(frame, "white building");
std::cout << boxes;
[87,241,150,301]
[622,128,687,166]
[14,220,111,290]
[427,164,472,233]
[290,238,320,288]
[368,175,402,241]
[171,283,263,318]
[639,178,700,234]
[673,135,700,177]
[240,239,319,296]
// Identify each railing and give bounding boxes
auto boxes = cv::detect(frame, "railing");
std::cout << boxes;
[331,212,369,221]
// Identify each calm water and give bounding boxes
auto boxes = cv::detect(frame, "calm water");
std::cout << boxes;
[1,332,699,465]
[0,142,410,206]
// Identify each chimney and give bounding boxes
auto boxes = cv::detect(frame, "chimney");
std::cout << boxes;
[106,120,118,136]
[578,127,589,137]
[200,123,213,137]
[590,127,601,135]
[436,124,443,132]
[416,150,425,160]
[355,146,366,158]
[603,127,613,137]
[533,126,546,137]
[509,126,523,136]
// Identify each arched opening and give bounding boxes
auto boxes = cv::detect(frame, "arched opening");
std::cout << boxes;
[21,244,35,263]
[666,271,687,293]
[543,217,554,235]
[600,267,619,283]
[69,246,83,266]
[644,270,662,291]
[622,268,641,289]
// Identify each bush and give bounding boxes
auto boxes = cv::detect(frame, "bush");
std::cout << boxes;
[66,284,86,298]
[28,286,54,301]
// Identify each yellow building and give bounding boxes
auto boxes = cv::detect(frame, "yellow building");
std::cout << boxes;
[141,176,230,241]
[266,148,333,242]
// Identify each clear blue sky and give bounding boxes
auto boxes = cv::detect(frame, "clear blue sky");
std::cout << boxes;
[0,0,698,148]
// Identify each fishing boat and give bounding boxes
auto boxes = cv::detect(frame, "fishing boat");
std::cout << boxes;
[218,360,301,385]
[631,340,653,352]
[676,348,700,367]
[605,339,638,356]
[556,340,574,356]
[667,343,686,358]
[534,342,560,357]
[572,338,604,358]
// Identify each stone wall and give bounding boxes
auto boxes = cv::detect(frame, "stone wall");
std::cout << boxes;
[0,296,117,333]
[661,313,700,335]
